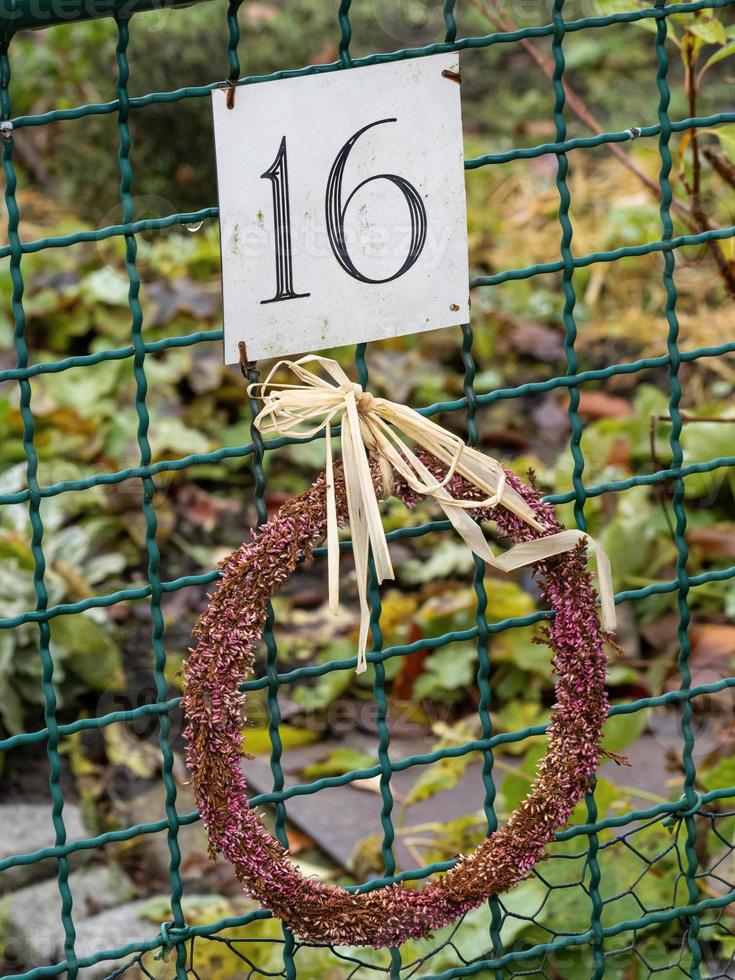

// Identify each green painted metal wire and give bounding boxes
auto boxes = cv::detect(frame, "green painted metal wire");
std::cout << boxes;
[1,0,734,977]
[113,16,188,977]
[550,5,606,977]
[0,37,79,980]
[653,6,703,974]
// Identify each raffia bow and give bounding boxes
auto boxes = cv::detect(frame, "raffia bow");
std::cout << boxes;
[249,356,615,672]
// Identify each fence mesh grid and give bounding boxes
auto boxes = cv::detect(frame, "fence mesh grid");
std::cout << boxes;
[1,0,735,977]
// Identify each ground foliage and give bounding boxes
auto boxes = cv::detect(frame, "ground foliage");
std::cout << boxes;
[0,1,734,977]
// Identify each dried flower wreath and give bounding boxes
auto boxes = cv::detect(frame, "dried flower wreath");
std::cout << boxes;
[183,359,614,948]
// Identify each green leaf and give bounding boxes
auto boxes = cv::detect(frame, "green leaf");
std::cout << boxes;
[593,0,639,11]
[83,551,127,586]
[40,357,122,419]
[0,536,33,571]
[701,125,735,157]
[52,613,123,691]
[293,658,354,711]
[590,1,661,37]
[400,539,474,585]
[493,700,548,756]
[688,17,726,45]
[104,725,160,778]
[301,748,377,779]
[681,417,735,499]
[725,581,735,619]
[418,812,487,866]
[500,744,545,813]
[598,486,658,587]
[80,267,131,307]
[486,580,536,621]
[404,752,473,805]
[418,581,534,635]
[0,633,24,734]
[499,877,549,946]
[561,777,630,836]
[416,588,475,634]
[606,663,643,686]
[602,705,650,755]
[148,417,213,459]
[412,644,476,700]
[243,724,320,755]
[356,904,497,975]
[596,822,687,925]
[139,893,233,926]
[495,626,554,680]
[698,755,735,793]
[699,40,735,75]
[283,438,333,471]
[534,851,593,935]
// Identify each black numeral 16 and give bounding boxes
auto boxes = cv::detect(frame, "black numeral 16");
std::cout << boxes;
[260,117,428,305]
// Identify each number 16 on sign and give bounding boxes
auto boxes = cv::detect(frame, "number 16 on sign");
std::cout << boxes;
[213,53,469,364]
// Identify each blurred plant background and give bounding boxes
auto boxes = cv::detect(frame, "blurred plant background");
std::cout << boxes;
[1,0,735,977]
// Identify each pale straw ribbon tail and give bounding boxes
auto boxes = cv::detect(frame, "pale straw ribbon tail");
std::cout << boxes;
[249,356,617,672]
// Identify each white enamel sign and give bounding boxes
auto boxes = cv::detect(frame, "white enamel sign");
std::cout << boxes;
[212,53,469,364]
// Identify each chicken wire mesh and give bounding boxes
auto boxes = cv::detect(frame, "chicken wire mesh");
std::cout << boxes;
[0,0,735,977]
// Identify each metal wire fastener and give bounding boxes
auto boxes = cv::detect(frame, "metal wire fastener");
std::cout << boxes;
[153,921,189,961]
[0,120,12,140]
[663,791,704,828]
[239,340,258,380]
[627,126,642,140]
[221,77,238,109]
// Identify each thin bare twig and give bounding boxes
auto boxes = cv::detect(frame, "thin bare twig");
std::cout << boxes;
[655,412,735,424]
[469,0,694,220]
[703,146,735,188]
[473,0,735,297]
[684,38,735,297]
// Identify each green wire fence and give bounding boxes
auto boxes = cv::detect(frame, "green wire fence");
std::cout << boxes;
[1,0,735,977]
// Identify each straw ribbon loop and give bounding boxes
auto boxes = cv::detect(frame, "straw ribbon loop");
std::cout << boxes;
[249,355,616,672]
